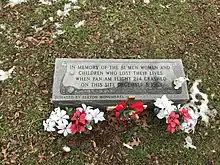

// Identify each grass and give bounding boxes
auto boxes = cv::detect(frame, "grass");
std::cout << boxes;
[0,0,220,164]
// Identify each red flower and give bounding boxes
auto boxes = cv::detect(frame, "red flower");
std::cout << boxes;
[130,102,144,115]
[71,110,87,134]
[70,123,86,135]
[114,100,144,123]
[167,112,180,133]
[115,100,127,112]
[180,108,192,122]
[115,100,127,120]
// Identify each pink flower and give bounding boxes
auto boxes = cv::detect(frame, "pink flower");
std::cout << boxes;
[71,110,87,134]
[180,108,192,122]
[167,112,180,133]
[70,123,86,134]
[71,110,87,125]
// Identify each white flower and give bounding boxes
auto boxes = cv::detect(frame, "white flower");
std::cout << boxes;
[173,77,189,89]
[43,119,56,132]
[50,107,69,125]
[74,20,85,28]
[63,145,71,152]
[85,108,105,123]
[0,66,15,82]
[154,95,176,120]
[57,121,72,137]
[184,136,196,149]
[76,104,93,112]
[154,95,173,109]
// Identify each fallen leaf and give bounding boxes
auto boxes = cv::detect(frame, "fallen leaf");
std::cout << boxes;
[38,153,46,162]
[91,140,98,151]
[1,147,8,161]
[14,112,19,119]
[41,90,49,94]
[128,137,140,147]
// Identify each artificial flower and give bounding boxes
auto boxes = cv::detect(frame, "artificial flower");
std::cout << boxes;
[85,108,105,123]
[115,100,127,119]
[179,105,199,133]
[115,100,127,112]
[167,112,180,133]
[71,110,87,134]
[57,121,72,137]
[114,100,144,123]
[130,101,144,115]
[154,95,176,120]
[71,110,87,125]
[50,107,69,125]
[76,104,93,113]
[43,119,56,132]
[70,123,86,134]
[180,108,192,122]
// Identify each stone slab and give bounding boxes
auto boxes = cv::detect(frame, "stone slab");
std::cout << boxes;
[52,58,189,107]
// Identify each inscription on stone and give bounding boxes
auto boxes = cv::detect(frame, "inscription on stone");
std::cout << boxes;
[52,59,189,107]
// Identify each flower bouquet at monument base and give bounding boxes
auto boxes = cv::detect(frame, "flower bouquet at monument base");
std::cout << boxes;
[43,104,105,137]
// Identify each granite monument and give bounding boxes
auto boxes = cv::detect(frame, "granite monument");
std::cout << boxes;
[52,59,189,107]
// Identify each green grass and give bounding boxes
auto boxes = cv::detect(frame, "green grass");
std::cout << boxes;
[0,0,220,164]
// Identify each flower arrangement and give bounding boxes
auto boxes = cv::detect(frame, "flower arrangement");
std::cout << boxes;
[114,98,145,124]
[43,104,105,136]
[43,79,216,151]
[154,94,200,134]
[153,78,214,135]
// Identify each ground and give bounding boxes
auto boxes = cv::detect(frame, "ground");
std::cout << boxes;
[0,0,220,164]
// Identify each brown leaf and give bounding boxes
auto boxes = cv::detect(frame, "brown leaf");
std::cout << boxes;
[128,137,140,147]
[14,112,19,119]
[1,147,8,161]
[41,90,48,94]
[38,153,46,163]
[91,140,98,152]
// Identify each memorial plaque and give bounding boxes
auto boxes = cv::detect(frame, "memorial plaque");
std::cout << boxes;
[52,59,189,107]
